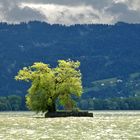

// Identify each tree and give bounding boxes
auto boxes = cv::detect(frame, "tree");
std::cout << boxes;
[8,95,22,111]
[0,97,8,111]
[15,60,83,113]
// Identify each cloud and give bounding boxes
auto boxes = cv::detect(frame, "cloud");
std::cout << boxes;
[106,2,140,23]
[0,0,140,24]
[20,3,114,25]
[5,7,46,23]
[0,0,46,23]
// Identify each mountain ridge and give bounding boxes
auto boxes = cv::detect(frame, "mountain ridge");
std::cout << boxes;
[0,21,140,98]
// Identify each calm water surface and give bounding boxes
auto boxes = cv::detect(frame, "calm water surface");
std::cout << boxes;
[0,111,140,140]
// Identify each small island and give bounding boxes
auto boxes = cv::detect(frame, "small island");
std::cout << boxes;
[45,111,93,118]
[15,60,93,117]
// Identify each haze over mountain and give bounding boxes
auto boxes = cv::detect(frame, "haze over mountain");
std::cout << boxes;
[0,21,140,98]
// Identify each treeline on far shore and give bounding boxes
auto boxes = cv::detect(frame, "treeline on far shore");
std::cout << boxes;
[0,95,140,111]
[78,97,140,110]
[0,95,27,111]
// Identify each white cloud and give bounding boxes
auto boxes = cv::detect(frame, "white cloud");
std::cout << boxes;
[114,0,128,3]
[0,0,140,24]
[20,3,114,25]
[127,0,140,10]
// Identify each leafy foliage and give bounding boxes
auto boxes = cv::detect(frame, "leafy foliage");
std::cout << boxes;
[0,95,23,111]
[78,97,140,110]
[84,72,140,98]
[15,60,83,113]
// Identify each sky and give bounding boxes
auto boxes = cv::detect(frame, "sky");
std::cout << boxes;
[0,0,140,25]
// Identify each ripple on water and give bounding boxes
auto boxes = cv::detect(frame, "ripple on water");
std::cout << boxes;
[0,111,140,140]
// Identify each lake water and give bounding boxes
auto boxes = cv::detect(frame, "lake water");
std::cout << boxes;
[0,111,140,140]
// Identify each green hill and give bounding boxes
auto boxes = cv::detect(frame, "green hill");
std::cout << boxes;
[0,21,140,99]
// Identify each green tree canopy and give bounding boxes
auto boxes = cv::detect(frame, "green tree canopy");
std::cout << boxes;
[15,60,83,113]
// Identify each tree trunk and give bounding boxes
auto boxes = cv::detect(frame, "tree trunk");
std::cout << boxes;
[48,102,56,113]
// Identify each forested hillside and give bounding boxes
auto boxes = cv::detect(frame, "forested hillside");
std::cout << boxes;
[0,21,140,98]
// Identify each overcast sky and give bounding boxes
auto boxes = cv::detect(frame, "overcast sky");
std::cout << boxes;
[0,0,140,25]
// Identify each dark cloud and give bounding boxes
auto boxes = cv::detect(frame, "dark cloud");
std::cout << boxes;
[107,2,140,23]
[0,0,140,24]
[0,0,46,23]
[5,7,46,23]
